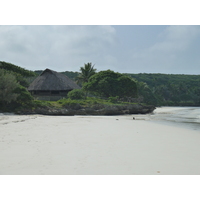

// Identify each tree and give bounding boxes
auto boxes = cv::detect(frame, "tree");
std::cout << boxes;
[136,81,158,105]
[67,89,85,100]
[0,69,20,106]
[83,70,138,98]
[76,62,96,85]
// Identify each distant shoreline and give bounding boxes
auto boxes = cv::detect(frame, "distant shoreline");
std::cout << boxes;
[14,103,156,116]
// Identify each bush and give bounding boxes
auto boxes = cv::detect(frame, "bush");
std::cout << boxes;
[83,70,138,98]
[67,89,85,100]
[14,85,34,104]
[0,69,19,105]
[108,96,119,103]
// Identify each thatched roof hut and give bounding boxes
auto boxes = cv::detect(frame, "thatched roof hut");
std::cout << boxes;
[28,68,81,100]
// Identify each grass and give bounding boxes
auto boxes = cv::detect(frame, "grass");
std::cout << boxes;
[32,97,139,110]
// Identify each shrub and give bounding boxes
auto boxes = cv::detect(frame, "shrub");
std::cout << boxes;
[108,96,119,103]
[0,69,19,105]
[83,70,138,98]
[67,89,85,100]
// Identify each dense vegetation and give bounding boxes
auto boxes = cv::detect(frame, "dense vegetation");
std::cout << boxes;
[0,61,36,87]
[83,70,138,100]
[1,60,200,114]
[0,61,139,113]
[0,62,35,112]
[52,70,200,106]
[126,73,200,106]
[0,61,35,77]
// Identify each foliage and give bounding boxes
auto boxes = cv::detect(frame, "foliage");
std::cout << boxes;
[0,64,35,111]
[108,96,119,103]
[61,71,200,106]
[14,85,34,105]
[136,81,159,105]
[35,70,200,106]
[62,71,79,81]
[127,73,200,106]
[0,61,36,77]
[0,69,20,105]
[76,62,96,85]
[67,89,85,100]
[83,70,138,98]
[56,97,137,109]
[0,61,36,87]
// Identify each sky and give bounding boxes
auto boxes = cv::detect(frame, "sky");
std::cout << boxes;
[1,25,200,75]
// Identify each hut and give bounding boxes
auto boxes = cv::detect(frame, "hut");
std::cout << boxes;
[28,68,81,100]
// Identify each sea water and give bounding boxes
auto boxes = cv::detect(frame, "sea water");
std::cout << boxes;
[149,107,200,130]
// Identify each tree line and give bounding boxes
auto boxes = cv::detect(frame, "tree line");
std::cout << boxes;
[0,62,35,111]
[62,66,200,106]
[1,61,200,113]
[127,73,200,106]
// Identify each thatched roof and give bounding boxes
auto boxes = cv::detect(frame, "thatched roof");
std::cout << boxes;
[28,68,81,91]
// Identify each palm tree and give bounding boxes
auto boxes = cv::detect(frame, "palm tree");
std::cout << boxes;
[76,62,96,85]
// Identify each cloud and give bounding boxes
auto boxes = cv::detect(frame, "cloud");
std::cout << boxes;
[150,25,200,52]
[0,25,117,71]
[130,25,200,73]
[1,25,200,74]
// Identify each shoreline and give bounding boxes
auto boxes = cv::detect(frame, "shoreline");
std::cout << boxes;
[15,103,156,116]
[1,113,200,175]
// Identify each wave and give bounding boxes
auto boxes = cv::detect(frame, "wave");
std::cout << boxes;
[150,107,200,129]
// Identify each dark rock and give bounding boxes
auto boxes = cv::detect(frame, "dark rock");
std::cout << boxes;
[16,103,156,116]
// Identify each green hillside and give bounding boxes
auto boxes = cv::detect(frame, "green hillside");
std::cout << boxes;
[126,73,200,106]
[55,70,200,106]
[1,60,200,108]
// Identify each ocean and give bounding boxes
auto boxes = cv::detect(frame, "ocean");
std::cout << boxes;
[147,107,200,130]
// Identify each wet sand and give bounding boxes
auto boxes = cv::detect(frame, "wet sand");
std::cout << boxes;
[0,114,200,175]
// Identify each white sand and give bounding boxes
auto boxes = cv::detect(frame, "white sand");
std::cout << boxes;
[0,114,200,175]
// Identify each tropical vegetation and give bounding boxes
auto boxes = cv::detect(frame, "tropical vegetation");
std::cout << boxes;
[76,62,96,85]
[1,60,200,114]
[0,62,35,112]
[83,70,138,100]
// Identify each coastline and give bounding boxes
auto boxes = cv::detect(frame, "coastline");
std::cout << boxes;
[1,113,200,175]
[15,103,156,115]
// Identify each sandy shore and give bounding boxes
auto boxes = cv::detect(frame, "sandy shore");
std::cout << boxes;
[0,113,200,175]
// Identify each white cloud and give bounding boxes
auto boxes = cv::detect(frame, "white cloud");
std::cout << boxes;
[130,25,200,73]
[150,25,200,52]
[1,25,200,74]
[0,25,117,71]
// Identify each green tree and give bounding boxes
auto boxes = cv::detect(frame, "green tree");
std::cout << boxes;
[83,70,138,98]
[76,62,96,85]
[14,85,34,105]
[137,81,158,105]
[67,89,85,100]
[0,61,35,77]
[0,69,20,106]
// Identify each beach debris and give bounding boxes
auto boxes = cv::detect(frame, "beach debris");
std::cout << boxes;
[133,117,135,120]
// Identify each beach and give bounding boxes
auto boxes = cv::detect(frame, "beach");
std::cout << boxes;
[1,109,200,175]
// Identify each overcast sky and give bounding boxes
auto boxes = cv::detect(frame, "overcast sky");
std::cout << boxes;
[1,25,200,74]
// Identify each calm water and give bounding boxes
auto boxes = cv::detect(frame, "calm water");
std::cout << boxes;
[149,107,200,130]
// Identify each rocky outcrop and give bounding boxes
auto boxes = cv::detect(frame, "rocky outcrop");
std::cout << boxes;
[16,104,156,115]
